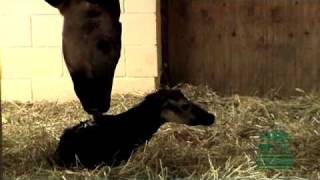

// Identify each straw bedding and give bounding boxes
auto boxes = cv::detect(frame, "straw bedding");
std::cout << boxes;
[2,85,319,179]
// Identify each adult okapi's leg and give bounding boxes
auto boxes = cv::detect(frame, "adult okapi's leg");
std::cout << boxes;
[45,0,122,117]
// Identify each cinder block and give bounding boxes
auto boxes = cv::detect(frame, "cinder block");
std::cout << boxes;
[124,0,156,13]
[112,77,156,94]
[32,15,63,47]
[121,14,157,45]
[28,0,60,14]
[0,49,2,79]
[32,77,77,101]
[0,15,31,47]
[120,0,124,14]
[115,49,126,77]
[1,79,32,102]
[0,0,59,15]
[62,60,71,79]
[125,46,158,77]
[1,48,63,78]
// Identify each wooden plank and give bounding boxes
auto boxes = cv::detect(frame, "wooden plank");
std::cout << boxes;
[231,0,268,95]
[295,1,320,92]
[201,0,234,94]
[270,0,297,95]
[167,0,189,84]
[165,0,320,96]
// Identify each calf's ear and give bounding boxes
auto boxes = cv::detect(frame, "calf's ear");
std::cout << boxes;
[44,0,65,7]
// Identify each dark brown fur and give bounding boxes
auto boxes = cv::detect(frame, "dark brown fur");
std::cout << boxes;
[45,0,122,115]
[54,89,215,169]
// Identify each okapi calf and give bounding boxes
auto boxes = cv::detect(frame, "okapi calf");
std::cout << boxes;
[54,89,215,169]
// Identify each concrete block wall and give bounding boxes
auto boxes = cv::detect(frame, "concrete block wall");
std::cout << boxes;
[0,0,159,102]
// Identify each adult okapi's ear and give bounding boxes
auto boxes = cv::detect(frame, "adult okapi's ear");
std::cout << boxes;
[45,0,65,7]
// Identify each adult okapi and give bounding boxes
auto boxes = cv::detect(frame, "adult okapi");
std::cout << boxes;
[45,0,122,118]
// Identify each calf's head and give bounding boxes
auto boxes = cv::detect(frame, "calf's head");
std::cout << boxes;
[147,89,215,126]
[45,0,121,115]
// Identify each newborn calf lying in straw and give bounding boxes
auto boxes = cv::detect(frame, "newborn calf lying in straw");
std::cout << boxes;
[54,89,215,169]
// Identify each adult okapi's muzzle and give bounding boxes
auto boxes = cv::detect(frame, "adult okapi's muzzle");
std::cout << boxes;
[70,68,116,116]
[45,0,122,115]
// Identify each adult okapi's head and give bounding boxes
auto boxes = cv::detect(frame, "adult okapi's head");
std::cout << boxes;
[45,0,122,116]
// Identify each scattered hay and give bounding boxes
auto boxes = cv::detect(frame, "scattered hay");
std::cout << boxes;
[2,85,320,179]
